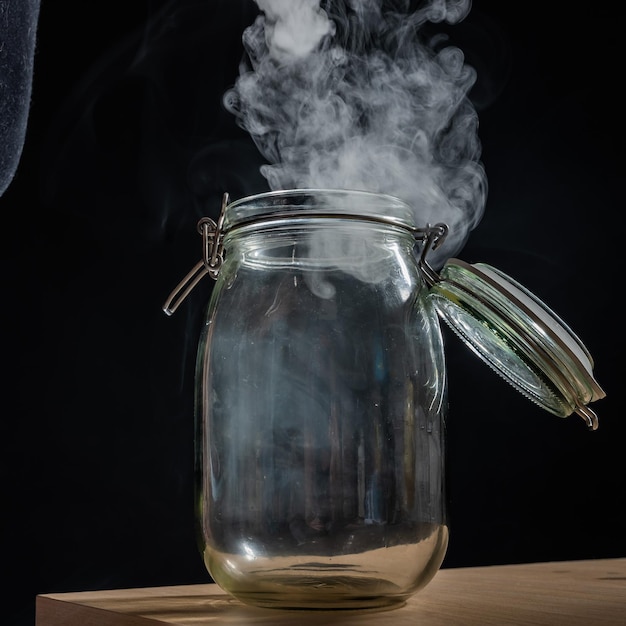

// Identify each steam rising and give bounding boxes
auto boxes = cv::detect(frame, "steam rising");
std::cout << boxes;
[224,0,487,265]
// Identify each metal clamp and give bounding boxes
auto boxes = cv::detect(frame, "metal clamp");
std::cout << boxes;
[416,223,448,287]
[162,193,228,316]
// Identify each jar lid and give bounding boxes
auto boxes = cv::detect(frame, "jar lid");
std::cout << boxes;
[428,258,606,429]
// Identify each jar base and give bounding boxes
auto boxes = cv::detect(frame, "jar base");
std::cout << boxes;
[204,524,448,611]
[226,577,411,611]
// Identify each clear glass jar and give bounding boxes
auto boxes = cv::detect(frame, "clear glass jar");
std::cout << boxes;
[194,189,449,610]
[164,188,604,611]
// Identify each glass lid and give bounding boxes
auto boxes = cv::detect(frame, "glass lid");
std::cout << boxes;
[428,258,606,430]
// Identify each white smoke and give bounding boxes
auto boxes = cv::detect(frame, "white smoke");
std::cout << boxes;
[254,0,336,61]
[224,0,487,266]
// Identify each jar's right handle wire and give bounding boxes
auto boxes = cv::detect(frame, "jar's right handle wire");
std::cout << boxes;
[416,223,448,287]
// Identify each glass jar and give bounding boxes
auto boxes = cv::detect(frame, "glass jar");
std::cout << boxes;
[195,189,448,610]
[164,188,604,611]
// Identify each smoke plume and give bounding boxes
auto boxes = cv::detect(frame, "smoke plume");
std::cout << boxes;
[224,0,487,266]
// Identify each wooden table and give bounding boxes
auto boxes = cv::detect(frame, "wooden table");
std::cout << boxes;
[36,558,626,625]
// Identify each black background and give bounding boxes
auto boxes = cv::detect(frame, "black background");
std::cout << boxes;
[2,1,623,624]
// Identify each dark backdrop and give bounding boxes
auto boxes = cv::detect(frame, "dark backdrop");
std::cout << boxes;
[2,2,623,624]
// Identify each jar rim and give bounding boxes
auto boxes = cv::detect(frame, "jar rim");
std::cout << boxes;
[224,188,418,233]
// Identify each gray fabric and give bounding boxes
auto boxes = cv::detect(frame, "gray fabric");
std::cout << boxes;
[0,0,41,196]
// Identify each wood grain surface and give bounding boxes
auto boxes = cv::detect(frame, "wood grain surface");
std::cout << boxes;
[36,558,626,625]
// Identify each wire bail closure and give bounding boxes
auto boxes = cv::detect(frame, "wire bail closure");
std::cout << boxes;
[162,193,228,316]
[417,223,448,287]
[163,191,448,316]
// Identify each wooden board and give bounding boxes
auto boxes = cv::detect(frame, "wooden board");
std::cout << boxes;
[36,557,626,625]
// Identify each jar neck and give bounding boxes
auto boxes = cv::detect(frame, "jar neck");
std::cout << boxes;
[224,219,418,275]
